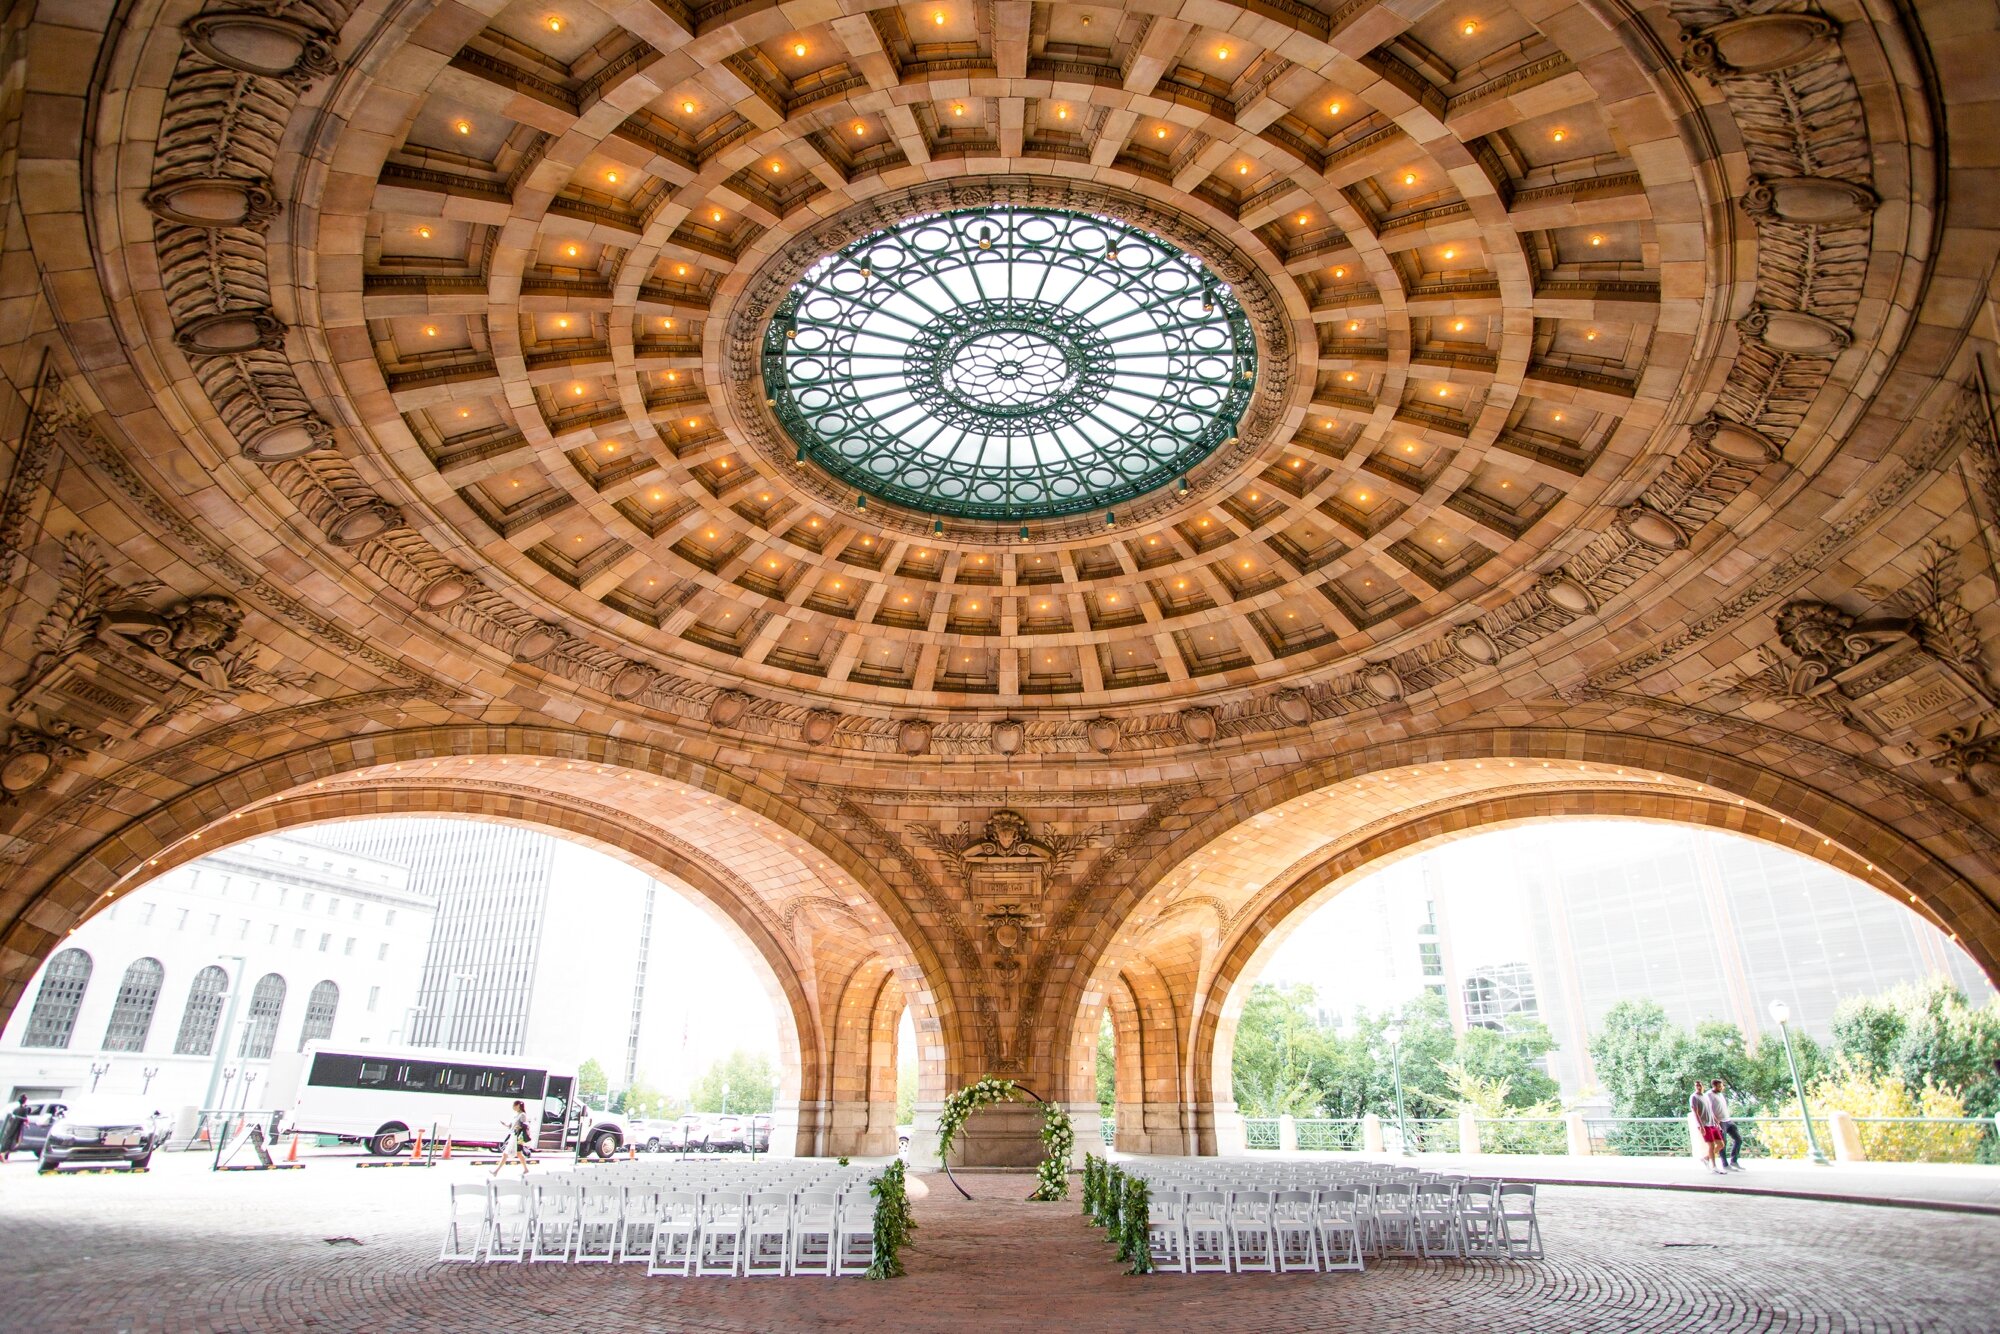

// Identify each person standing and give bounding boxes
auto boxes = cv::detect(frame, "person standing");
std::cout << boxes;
[0,1094,25,1160]
[573,1100,593,1161]
[1690,1081,1726,1175]
[1709,1079,1744,1172]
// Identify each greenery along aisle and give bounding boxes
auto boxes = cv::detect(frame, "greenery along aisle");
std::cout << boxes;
[935,1077,1075,1202]
[866,1159,916,1279]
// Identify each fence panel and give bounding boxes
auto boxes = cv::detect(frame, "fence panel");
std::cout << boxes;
[1402,1118,1460,1153]
[1477,1117,1566,1154]
[1295,1119,1363,1152]
[1243,1118,1280,1150]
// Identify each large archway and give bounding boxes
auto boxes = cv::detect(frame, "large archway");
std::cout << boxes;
[1058,734,1999,1155]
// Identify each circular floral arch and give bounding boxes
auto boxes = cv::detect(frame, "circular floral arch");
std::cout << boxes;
[935,1077,1073,1201]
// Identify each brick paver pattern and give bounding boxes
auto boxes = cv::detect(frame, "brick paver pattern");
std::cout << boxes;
[2,1156,1997,1333]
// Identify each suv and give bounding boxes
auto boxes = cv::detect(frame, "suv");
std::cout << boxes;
[685,1113,744,1152]
[635,1118,683,1153]
[37,1098,172,1172]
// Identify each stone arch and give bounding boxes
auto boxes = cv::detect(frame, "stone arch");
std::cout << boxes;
[1049,731,2000,1151]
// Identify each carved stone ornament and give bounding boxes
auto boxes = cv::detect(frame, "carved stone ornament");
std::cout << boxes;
[417,571,474,610]
[183,12,340,82]
[1450,624,1500,665]
[1085,716,1120,754]
[1736,307,1851,357]
[241,414,332,463]
[173,309,287,357]
[1178,707,1217,743]
[144,176,281,230]
[1537,572,1598,616]
[0,722,91,805]
[327,500,402,546]
[1363,664,1404,702]
[512,622,562,661]
[1741,175,1878,228]
[609,664,655,700]
[1617,504,1690,551]
[897,718,933,755]
[1275,690,1312,726]
[1931,718,2000,797]
[1689,415,1782,465]
[801,709,840,746]
[708,689,751,726]
[1681,13,1837,76]
[990,717,1025,754]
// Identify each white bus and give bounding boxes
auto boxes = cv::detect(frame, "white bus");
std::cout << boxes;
[278,1043,625,1158]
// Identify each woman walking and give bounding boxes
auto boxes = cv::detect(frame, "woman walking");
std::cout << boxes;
[492,1099,535,1178]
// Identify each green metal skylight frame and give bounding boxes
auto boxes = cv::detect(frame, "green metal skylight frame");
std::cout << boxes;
[762,206,1257,521]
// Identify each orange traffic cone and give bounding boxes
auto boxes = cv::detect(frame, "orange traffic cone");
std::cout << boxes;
[411,1129,424,1159]
[286,1134,299,1163]
[440,1138,452,1160]
[196,1121,212,1146]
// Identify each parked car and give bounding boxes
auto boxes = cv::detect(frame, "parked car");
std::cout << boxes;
[37,1097,172,1172]
[678,1113,745,1152]
[6,1100,67,1159]
[746,1113,772,1153]
[634,1118,684,1153]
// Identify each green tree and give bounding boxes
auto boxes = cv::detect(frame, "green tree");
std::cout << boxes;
[1231,982,1336,1116]
[1589,999,1700,1118]
[621,1071,676,1121]
[1452,1022,1561,1108]
[1096,1012,1116,1118]
[897,1050,917,1124]
[576,1057,609,1109]
[690,1049,777,1113]
[1831,978,2000,1117]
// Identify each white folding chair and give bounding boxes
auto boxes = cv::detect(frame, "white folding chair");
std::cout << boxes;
[574,1183,622,1263]
[485,1179,533,1262]
[1458,1181,1504,1258]
[441,1182,488,1262]
[1316,1188,1365,1273]
[528,1181,580,1262]
[1183,1191,1231,1273]
[697,1192,748,1276]
[1227,1190,1276,1273]
[834,1193,876,1276]
[1498,1182,1543,1259]
[1371,1181,1420,1257]
[743,1192,792,1276]
[792,1191,838,1277]
[617,1183,662,1263]
[646,1190,701,1276]
[1272,1190,1318,1272]
[1146,1190,1188,1274]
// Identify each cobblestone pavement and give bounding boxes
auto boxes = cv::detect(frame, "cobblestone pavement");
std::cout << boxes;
[1,1154,1996,1333]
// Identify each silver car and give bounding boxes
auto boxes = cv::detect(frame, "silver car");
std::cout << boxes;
[38,1097,172,1172]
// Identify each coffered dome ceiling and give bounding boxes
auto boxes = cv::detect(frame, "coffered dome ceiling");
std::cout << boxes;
[83,0,1937,751]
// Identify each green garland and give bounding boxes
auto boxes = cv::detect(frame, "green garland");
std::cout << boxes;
[935,1076,1072,1204]
[866,1159,917,1279]
[1080,1156,1152,1275]
[1120,1175,1153,1275]
[1082,1153,1102,1219]
[1028,1100,1074,1201]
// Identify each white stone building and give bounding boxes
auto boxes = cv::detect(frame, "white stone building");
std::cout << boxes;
[0,833,434,1115]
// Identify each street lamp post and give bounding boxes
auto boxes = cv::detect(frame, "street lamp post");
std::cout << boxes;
[1768,999,1829,1165]
[141,1066,159,1095]
[1383,1025,1410,1156]
[89,1061,110,1092]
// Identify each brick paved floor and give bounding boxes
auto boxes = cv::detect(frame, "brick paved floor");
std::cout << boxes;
[1,1154,1995,1333]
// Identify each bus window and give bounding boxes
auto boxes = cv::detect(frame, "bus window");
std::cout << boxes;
[542,1093,567,1124]
[435,1066,467,1092]
[356,1062,388,1086]
[501,1071,531,1095]
[398,1063,434,1091]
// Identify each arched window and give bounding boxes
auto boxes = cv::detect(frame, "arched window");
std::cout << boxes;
[102,958,165,1052]
[298,980,339,1050]
[173,965,229,1056]
[21,948,93,1048]
[237,973,287,1060]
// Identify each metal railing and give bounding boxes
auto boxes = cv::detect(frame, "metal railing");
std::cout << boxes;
[1585,1117,1685,1157]
[1100,1117,1116,1149]
[1243,1118,1280,1149]
[1475,1117,1566,1154]
[1848,1116,1996,1164]
[1400,1118,1460,1153]
[1297,1118,1365,1151]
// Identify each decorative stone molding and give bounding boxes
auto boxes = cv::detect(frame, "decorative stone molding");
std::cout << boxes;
[1680,13,1837,76]
[897,718,933,755]
[1617,504,1690,551]
[707,689,751,727]
[1274,691,1312,726]
[1689,415,1782,465]
[800,709,840,746]
[1085,717,1120,754]
[1362,665,1404,702]
[990,718,1025,754]
[173,309,286,356]
[1178,708,1217,744]
[609,664,655,700]
[1741,175,1878,227]
[416,571,475,610]
[239,414,332,463]
[326,501,402,546]
[143,176,281,230]
[1450,625,1500,665]
[1537,573,1597,616]
[512,623,563,662]
[183,12,340,83]
[0,722,92,806]
[1736,307,1851,357]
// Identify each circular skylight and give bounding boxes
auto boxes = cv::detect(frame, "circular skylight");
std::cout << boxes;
[763,206,1257,521]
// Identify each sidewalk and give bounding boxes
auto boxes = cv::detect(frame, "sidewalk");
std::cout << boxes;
[1168,1150,2000,1214]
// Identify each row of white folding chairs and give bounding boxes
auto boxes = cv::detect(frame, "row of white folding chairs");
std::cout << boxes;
[443,1176,881,1274]
[1131,1179,1541,1268]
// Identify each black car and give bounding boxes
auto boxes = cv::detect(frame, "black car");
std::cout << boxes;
[38,1098,172,1171]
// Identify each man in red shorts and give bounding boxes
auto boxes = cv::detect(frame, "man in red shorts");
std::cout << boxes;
[1690,1081,1726,1175]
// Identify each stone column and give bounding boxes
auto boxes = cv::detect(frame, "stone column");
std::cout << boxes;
[1362,1113,1385,1153]
[1192,1100,1246,1155]
[1826,1109,1866,1162]
[1564,1111,1591,1156]
[904,1100,945,1170]
[1458,1111,1481,1156]
[1065,1101,1107,1163]
[1686,1112,1706,1163]
[1278,1114,1299,1152]
[768,1099,808,1158]
[1106,1101,1197,1155]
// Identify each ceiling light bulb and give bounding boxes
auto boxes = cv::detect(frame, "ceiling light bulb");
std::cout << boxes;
[1589,234,1604,246]
[555,317,568,329]
[1329,101,1342,116]
[1155,126,1168,138]
[1403,171,1416,185]
[1357,491,1368,501]
[548,15,563,31]
[1345,373,1355,381]
[565,244,579,257]
[1056,106,1069,120]
[416,225,432,239]
[1349,321,1359,331]
[1239,164,1250,175]
[1551,128,1566,142]
[1438,386,1449,396]
[455,120,471,135]
[459,408,470,418]
[793,41,807,56]
[1586,329,1598,340]
[770,161,782,172]
[855,121,866,135]
[1298,213,1310,225]
[1553,412,1563,422]
[952,103,965,117]
[1443,248,1455,260]
[423,325,437,337]
[683,100,696,114]
[606,171,618,183]
[1217,46,1230,58]
[712,210,723,222]
[1462,19,1478,35]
